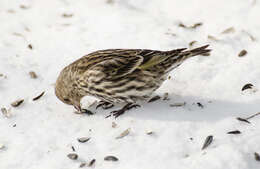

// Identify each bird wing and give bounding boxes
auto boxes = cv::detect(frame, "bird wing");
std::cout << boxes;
[84,49,145,79]
[79,48,187,79]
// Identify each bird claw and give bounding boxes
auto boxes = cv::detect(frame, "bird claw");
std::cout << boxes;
[106,103,140,118]
[74,105,94,115]
[96,101,114,110]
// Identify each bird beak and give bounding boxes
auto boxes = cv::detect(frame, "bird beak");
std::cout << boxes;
[74,104,82,113]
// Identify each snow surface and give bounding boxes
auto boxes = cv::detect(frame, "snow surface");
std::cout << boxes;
[1,0,260,169]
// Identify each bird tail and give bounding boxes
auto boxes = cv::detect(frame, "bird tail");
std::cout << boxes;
[179,44,211,58]
[163,45,211,73]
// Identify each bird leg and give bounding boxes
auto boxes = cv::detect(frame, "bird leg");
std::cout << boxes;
[106,103,140,118]
[96,101,114,110]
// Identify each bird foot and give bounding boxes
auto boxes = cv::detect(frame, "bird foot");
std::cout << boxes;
[74,105,94,115]
[106,103,140,118]
[96,101,114,110]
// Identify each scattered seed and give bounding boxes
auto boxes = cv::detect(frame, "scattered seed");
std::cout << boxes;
[189,41,197,47]
[165,32,177,36]
[29,71,37,79]
[7,9,15,13]
[71,146,75,152]
[67,153,78,160]
[148,95,161,103]
[191,22,203,29]
[62,13,73,18]
[20,5,29,9]
[104,156,118,161]
[170,102,186,107]
[13,124,16,127]
[146,131,154,135]
[33,91,45,101]
[255,152,260,161]
[227,130,241,134]
[0,143,5,150]
[0,73,3,77]
[236,117,251,124]
[178,23,187,28]
[242,83,253,91]
[221,27,235,34]
[106,0,114,4]
[163,92,170,100]
[28,44,33,50]
[116,128,130,139]
[77,137,91,143]
[179,22,202,29]
[168,76,171,80]
[24,26,30,32]
[11,99,24,107]
[79,163,86,168]
[208,35,219,41]
[242,30,256,42]
[13,32,25,38]
[88,159,96,167]
[1,107,12,118]
[112,122,117,128]
[202,135,213,150]
[197,102,204,108]
[238,50,247,57]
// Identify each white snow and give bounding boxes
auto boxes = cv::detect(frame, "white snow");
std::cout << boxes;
[1,0,260,169]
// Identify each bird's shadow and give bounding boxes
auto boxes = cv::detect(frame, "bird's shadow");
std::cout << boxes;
[93,94,260,122]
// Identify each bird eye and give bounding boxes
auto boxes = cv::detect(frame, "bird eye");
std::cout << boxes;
[64,98,70,102]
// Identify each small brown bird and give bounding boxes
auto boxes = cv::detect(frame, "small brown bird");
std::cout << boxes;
[55,45,210,117]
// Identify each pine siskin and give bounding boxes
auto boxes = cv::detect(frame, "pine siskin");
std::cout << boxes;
[55,45,210,117]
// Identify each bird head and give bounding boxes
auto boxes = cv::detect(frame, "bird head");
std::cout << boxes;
[55,66,83,111]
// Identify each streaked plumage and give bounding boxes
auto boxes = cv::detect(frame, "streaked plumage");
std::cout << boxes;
[55,45,210,113]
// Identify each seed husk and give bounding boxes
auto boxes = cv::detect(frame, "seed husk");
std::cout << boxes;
[33,91,45,101]
[77,137,91,143]
[67,153,78,160]
[197,102,204,108]
[255,152,260,161]
[191,22,203,29]
[242,83,253,91]
[238,50,247,57]
[236,117,251,124]
[0,143,5,150]
[71,146,75,152]
[221,27,235,34]
[1,107,11,118]
[88,159,96,167]
[29,71,37,79]
[20,5,29,9]
[179,22,202,29]
[28,44,33,50]
[104,156,118,161]
[189,41,197,47]
[208,35,219,41]
[79,163,86,168]
[116,128,130,139]
[112,122,117,128]
[148,95,161,103]
[146,131,154,135]
[227,130,241,134]
[170,102,186,107]
[11,99,24,107]
[202,135,213,150]
[62,13,73,18]
[163,92,170,100]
